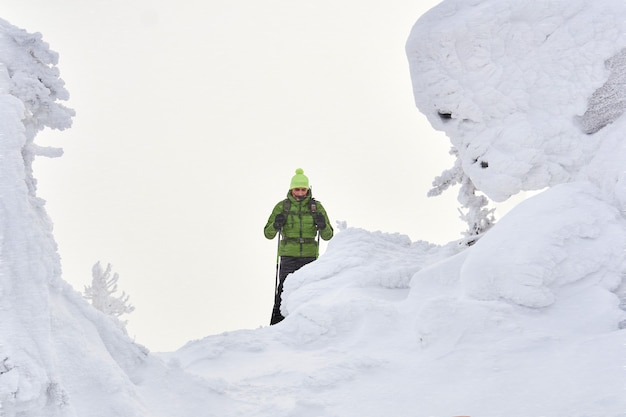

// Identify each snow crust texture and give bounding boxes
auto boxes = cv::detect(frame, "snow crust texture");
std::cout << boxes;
[2,1,626,416]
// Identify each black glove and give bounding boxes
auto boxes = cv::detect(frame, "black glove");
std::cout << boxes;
[313,213,326,230]
[274,213,286,230]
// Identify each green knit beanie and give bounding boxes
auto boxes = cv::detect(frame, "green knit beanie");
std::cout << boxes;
[289,168,309,189]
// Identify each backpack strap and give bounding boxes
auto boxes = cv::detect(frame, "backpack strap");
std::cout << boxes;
[282,198,291,216]
[309,197,321,258]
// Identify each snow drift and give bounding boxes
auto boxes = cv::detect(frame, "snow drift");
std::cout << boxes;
[2,0,626,416]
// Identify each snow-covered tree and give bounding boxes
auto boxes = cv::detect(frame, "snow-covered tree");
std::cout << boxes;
[84,262,135,327]
[0,18,75,195]
[456,176,496,246]
[428,147,495,245]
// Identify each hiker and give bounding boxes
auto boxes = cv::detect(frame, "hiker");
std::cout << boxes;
[264,168,333,325]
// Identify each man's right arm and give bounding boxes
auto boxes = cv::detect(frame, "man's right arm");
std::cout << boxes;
[264,203,283,239]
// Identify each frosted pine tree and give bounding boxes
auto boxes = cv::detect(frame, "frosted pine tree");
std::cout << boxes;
[84,262,135,327]
[428,147,495,245]
[456,176,495,246]
[0,19,75,195]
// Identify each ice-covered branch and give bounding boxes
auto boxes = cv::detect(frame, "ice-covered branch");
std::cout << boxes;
[84,262,135,328]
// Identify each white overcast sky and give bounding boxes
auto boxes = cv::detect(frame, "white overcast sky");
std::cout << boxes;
[3,0,522,351]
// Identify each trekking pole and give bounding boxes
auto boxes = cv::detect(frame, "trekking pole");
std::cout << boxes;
[316,229,320,259]
[274,229,282,295]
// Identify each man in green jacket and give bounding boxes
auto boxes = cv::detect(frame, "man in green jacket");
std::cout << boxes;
[264,168,333,325]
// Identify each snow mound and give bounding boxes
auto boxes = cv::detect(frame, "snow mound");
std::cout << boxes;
[460,182,624,308]
[170,226,625,416]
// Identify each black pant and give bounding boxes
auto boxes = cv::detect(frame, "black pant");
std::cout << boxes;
[270,256,316,325]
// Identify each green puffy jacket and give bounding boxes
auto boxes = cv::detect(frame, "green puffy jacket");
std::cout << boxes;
[264,191,333,258]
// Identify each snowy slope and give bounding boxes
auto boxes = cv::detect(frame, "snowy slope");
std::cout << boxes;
[1,0,626,416]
